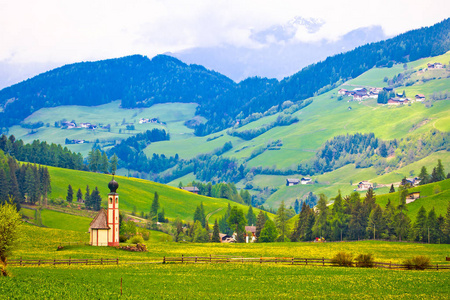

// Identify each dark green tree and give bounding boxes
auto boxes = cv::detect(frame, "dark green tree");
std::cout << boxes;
[109,154,118,174]
[435,159,446,182]
[389,184,395,193]
[418,166,429,185]
[255,210,267,239]
[259,218,277,242]
[76,188,83,202]
[150,192,159,220]
[90,187,102,211]
[66,185,73,203]
[275,201,289,241]
[313,194,330,238]
[227,206,246,243]
[246,206,257,226]
[211,219,221,243]
[412,206,428,242]
[427,208,439,243]
[85,185,91,209]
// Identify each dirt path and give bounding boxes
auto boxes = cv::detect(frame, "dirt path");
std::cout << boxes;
[206,207,224,222]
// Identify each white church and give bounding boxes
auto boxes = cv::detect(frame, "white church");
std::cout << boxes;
[89,177,120,246]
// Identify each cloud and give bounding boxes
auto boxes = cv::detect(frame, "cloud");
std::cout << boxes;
[0,0,448,66]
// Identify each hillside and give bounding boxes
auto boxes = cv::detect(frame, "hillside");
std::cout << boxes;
[1,18,449,136]
[45,165,270,223]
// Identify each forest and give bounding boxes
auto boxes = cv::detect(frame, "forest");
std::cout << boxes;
[1,19,449,135]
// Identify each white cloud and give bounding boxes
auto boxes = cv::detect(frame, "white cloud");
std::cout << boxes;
[0,0,448,65]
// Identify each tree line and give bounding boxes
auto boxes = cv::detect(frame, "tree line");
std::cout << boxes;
[0,149,51,210]
[0,134,85,171]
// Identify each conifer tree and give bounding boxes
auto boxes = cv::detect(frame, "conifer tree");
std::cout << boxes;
[90,187,102,211]
[443,202,450,243]
[246,206,257,226]
[418,166,429,185]
[0,169,9,204]
[255,210,267,239]
[435,159,445,182]
[100,152,109,174]
[66,185,73,203]
[227,206,246,242]
[427,208,439,243]
[109,154,118,174]
[212,219,221,243]
[275,201,289,241]
[313,194,330,239]
[150,192,159,220]
[84,185,91,209]
[412,206,428,242]
[76,188,83,202]
[389,184,395,193]
[259,218,277,242]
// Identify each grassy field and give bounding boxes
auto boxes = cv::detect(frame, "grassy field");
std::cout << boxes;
[46,165,271,223]
[2,263,449,299]
[8,101,199,156]
[2,225,450,299]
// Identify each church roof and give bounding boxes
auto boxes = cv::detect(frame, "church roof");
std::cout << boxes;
[89,208,110,230]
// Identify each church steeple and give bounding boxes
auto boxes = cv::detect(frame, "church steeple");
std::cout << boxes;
[107,175,119,246]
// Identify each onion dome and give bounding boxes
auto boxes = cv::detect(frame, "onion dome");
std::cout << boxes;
[108,176,119,193]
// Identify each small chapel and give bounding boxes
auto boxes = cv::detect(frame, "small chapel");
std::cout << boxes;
[89,177,120,246]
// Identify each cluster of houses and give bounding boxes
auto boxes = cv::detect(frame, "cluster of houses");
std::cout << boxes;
[286,178,312,186]
[60,121,98,130]
[139,118,160,124]
[220,225,257,243]
[387,94,426,105]
[356,177,421,191]
[65,139,87,145]
[427,62,443,69]
[338,87,382,101]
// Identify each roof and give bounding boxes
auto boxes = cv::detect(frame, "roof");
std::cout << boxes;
[181,186,200,192]
[286,178,300,183]
[301,177,311,181]
[245,226,256,233]
[89,209,110,230]
[416,94,425,98]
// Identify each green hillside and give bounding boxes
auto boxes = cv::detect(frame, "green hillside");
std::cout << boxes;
[46,165,271,222]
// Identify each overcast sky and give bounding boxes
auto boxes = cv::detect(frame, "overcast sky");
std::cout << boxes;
[0,1,448,76]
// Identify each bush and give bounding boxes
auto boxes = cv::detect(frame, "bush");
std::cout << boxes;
[355,253,375,268]
[403,255,431,270]
[130,235,144,244]
[331,252,353,267]
[119,235,127,243]
[142,231,150,241]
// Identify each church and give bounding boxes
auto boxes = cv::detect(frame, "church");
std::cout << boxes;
[89,177,120,246]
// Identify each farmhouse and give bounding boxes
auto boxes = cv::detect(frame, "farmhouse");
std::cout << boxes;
[415,94,426,101]
[89,177,120,247]
[286,178,300,186]
[220,234,235,243]
[180,186,200,194]
[406,192,420,204]
[338,89,347,95]
[245,226,257,243]
[387,98,409,105]
[301,177,312,185]
[357,181,372,191]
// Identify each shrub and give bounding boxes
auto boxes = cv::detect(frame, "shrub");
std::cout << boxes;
[142,231,150,241]
[130,235,144,245]
[119,235,127,243]
[403,255,431,270]
[355,253,375,268]
[331,252,353,267]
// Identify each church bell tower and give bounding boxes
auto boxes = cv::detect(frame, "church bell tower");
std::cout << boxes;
[107,176,119,246]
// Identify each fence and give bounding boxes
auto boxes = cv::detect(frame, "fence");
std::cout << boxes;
[162,255,450,270]
[8,257,119,266]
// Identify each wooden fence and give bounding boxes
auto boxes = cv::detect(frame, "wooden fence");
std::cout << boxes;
[8,257,119,266]
[162,255,450,270]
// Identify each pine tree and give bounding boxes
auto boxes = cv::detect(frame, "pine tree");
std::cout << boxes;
[389,184,395,193]
[212,219,221,242]
[150,192,159,220]
[66,185,73,203]
[100,152,109,174]
[294,199,300,214]
[255,210,267,239]
[412,206,428,242]
[109,154,118,174]
[85,185,91,209]
[313,194,330,239]
[246,206,256,226]
[366,204,384,239]
[443,202,450,243]
[427,208,439,243]
[0,169,9,204]
[76,188,83,202]
[275,201,289,241]
[418,166,429,185]
[157,208,165,223]
[435,159,445,182]
[90,187,102,211]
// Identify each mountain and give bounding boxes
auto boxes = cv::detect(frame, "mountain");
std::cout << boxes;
[170,25,388,82]
[0,54,235,128]
[1,18,449,135]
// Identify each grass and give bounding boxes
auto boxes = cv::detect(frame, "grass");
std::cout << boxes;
[46,165,271,223]
[3,224,450,299]
[2,263,449,299]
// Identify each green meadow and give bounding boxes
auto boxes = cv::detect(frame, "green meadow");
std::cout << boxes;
[46,165,271,223]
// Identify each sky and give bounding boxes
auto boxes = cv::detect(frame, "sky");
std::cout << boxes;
[0,0,449,86]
